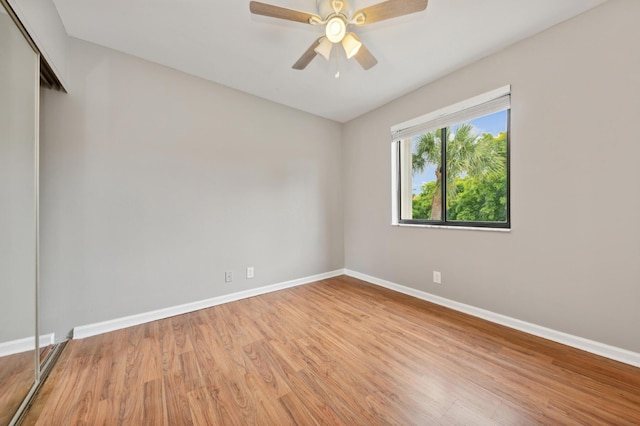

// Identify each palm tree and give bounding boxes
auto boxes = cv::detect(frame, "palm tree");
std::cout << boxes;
[412,123,505,220]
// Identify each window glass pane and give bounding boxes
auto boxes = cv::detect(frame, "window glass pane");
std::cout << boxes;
[410,130,442,220]
[445,110,508,223]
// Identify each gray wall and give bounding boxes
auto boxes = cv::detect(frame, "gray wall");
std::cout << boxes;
[343,0,640,353]
[40,38,344,339]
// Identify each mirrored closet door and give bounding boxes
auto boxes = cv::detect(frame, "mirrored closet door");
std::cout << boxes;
[0,2,39,425]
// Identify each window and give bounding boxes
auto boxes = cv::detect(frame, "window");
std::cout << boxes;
[391,86,510,229]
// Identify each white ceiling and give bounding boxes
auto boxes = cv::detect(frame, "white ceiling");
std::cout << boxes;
[52,0,607,123]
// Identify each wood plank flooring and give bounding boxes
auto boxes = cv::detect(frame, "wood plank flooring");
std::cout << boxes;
[22,276,640,425]
[0,349,35,425]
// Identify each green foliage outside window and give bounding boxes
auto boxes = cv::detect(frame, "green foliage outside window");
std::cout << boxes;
[411,128,507,223]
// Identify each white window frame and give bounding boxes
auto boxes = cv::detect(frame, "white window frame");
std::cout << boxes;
[391,85,511,229]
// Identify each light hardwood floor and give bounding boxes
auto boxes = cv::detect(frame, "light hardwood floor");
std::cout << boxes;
[23,276,640,425]
[0,350,35,425]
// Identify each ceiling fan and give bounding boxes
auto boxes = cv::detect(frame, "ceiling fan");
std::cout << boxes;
[249,0,429,71]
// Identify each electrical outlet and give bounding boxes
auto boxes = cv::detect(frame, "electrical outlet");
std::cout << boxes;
[433,271,442,284]
[247,267,254,279]
[225,271,233,283]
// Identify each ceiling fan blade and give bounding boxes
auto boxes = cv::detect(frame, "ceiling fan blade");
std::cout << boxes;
[250,1,321,24]
[354,0,428,25]
[351,34,378,70]
[292,38,323,70]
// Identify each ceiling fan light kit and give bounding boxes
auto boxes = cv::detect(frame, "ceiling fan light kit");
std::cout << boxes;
[249,0,429,71]
[342,33,362,59]
[326,16,347,43]
[315,37,333,60]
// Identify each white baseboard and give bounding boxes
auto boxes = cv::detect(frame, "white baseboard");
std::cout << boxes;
[71,268,640,369]
[72,269,345,339]
[0,333,55,357]
[39,333,55,348]
[345,269,640,369]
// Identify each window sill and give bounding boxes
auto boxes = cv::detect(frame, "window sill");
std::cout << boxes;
[393,223,511,232]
